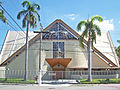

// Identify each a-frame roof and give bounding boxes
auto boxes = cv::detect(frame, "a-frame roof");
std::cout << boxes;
[43,19,80,38]
[0,19,119,67]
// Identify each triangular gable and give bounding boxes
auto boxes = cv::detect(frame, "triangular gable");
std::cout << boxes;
[42,19,79,40]
[0,19,118,67]
[43,19,80,38]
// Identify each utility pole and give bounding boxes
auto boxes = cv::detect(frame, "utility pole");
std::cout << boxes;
[39,23,42,86]
[34,23,48,86]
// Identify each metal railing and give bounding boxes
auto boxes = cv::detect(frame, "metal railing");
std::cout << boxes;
[0,70,120,83]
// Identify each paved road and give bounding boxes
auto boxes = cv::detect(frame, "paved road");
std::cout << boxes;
[0,84,120,90]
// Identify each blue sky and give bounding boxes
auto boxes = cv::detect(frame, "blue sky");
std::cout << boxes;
[0,0,120,50]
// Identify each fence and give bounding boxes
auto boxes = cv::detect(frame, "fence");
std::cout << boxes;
[0,70,120,83]
[42,70,120,80]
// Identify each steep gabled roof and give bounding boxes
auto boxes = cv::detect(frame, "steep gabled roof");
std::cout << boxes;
[0,19,119,67]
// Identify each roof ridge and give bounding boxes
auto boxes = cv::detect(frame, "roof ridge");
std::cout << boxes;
[107,31,119,66]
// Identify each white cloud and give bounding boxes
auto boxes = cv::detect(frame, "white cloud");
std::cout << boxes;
[78,19,114,32]
[94,19,114,32]
[64,14,80,21]
[118,20,120,24]
[67,14,75,16]
[71,17,75,20]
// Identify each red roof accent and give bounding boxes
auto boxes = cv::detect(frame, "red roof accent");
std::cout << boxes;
[46,58,71,67]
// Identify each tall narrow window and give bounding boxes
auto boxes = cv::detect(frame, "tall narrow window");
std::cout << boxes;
[53,42,64,58]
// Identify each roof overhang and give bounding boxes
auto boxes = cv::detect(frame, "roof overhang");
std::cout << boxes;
[46,58,71,68]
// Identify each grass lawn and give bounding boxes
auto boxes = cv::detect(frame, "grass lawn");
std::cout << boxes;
[79,78,120,84]
[0,78,35,84]
[0,78,120,84]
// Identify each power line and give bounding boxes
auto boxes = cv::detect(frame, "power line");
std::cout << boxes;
[0,4,26,35]
[7,20,25,38]
[0,41,118,49]
[0,49,115,53]
[7,18,25,36]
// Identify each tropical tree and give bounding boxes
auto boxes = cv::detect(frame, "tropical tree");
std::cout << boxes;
[77,15,103,81]
[115,46,120,59]
[117,40,120,44]
[115,40,120,63]
[0,2,7,24]
[17,0,40,81]
[0,2,7,81]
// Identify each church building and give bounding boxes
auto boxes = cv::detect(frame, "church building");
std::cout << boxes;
[0,19,119,79]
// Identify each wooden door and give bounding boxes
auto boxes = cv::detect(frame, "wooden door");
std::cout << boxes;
[53,68,65,79]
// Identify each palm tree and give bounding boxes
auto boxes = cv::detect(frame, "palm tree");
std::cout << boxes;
[77,15,103,81]
[0,2,7,24]
[0,2,7,81]
[17,0,40,81]
[115,46,120,58]
[117,40,120,44]
[116,40,120,63]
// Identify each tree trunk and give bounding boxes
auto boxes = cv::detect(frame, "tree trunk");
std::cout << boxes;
[88,37,92,82]
[24,21,29,81]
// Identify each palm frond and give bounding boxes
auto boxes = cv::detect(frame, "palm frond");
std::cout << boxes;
[0,15,7,23]
[22,0,31,9]
[0,2,7,23]
[79,36,85,48]
[17,10,28,19]
[22,13,28,28]
[81,27,88,38]
[91,15,103,22]
[32,10,40,21]
[30,14,37,28]
[0,10,7,24]
[117,40,120,44]
[93,24,101,36]
[33,4,40,10]
[31,5,35,11]
[91,30,96,44]
[0,9,3,14]
[22,19,26,28]
[77,21,87,31]
[115,46,120,58]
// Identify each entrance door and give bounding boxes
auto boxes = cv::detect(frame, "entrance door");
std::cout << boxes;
[53,68,65,79]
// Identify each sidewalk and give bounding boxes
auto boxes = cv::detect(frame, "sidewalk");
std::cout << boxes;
[0,84,120,90]
[100,84,120,89]
[42,79,78,84]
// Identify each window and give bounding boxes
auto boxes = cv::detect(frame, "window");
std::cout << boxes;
[53,42,64,58]
[42,22,77,40]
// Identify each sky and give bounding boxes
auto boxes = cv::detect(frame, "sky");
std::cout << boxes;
[0,0,120,50]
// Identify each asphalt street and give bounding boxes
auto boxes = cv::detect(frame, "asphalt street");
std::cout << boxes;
[0,84,120,90]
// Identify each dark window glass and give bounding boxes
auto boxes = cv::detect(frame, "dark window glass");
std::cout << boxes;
[42,22,77,40]
[53,42,64,58]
